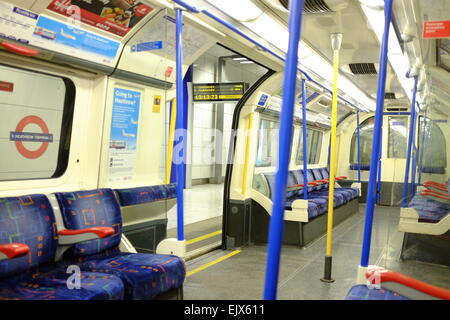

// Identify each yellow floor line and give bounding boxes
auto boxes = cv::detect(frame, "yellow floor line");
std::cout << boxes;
[186,250,241,278]
[186,230,222,245]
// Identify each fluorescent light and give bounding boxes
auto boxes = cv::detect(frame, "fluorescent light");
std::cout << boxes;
[232,57,247,61]
[205,0,262,22]
[240,61,254,64]
[360,4,414,101]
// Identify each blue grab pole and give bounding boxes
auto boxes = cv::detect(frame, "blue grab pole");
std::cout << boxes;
[302,79,308,200]
[360,0,393,268]
[175,8,185,241]
[376,129,382,205]
[263,0,304,300]
[411,144,418,195]
[418,109,427,185]
[401,76,418,208]
[356,111,361,183]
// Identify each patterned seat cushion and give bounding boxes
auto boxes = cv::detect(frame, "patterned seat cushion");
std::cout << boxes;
[62,248,186,300]
[408,195,450,222]
[0,193,124,300]
[115,184,177,207]
[0,194,58,279]
[54,189,122,257]
[0,267,123,300]
[345,285,409,300]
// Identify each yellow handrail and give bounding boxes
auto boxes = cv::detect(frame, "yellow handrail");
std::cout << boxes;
[166,98,177,184]
[326,48,340,257]
[241,112,254,195]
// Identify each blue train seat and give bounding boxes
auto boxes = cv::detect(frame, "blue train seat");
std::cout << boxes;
[54,189,186,300]
[345,285,409,300]
[408,194,450,223]
[262,167,360,219]
[0,194,124,300]
[346,268,450,300]
[115,183,177,206]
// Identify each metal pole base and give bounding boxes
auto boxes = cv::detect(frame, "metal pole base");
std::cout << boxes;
[320,255,335,283]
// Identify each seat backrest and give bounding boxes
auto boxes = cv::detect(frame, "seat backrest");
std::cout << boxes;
[311,169,324,190]
[319,168,330,188]
[115,183,177,207]
[54,189,122,257]
[287,171,302,198]
[0,194,58,279]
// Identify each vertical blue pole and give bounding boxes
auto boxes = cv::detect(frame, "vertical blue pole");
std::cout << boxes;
[401,76,418,208]
[360,0,393,268]
[356,111,361,183]
[264,0,304,300]
[411,145,418,195]
[418,109,427,185]
[175,8,185,241]
[302,79,308,200]
[376,128,382,205]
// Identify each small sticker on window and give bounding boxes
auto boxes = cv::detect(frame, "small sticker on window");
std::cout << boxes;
[0,81,14,92]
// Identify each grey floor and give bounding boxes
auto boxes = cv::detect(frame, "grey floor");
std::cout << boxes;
[183,204,450,300]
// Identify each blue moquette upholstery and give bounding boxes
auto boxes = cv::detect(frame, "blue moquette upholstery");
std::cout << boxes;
[345,285,409,300]
[0,194,124,300]
[64,247,186,300]
[55,189,186,300]
[408,195,450,223]
[0,195,57,279]
[263,167,359,219]
[55,189,122,257]
[115,183,177,207]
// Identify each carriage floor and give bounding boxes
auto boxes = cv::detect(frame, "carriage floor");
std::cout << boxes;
[182,204,450,300]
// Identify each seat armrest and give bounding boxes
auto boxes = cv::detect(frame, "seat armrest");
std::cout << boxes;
[423,181,448,191]
[420,190,450,200]
[366,268,450,300]
[0,243,30,261]
[335,176,347,181]
[308,181,320,186]
[58,227,115,245]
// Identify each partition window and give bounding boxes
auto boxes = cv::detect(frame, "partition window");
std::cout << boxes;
[350,116,374,168]
[418,117,447,171]
[387,116,408,159]
[296,127,323,165]
[255,119,279,167]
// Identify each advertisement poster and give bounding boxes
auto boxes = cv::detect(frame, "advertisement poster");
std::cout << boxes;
[47,0,154,37]
[108,88,141,183]
[31,15,120,66]
[0,2,39,44]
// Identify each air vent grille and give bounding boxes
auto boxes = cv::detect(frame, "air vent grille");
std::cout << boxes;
[279,0,332,13]
[348,63,377,75]
[384,92,396,99]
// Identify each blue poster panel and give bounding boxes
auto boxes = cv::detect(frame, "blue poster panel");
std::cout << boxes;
[108,88,141,183]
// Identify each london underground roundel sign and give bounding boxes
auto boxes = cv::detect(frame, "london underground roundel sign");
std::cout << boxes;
[10,115,53,159]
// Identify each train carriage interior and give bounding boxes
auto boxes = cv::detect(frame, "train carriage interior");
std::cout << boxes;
[0,0,449,302]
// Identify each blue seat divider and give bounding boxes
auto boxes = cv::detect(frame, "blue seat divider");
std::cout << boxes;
[55,189,186,300]
[345,285,409,300]
[0,194,124,300]
[115,183,177,207]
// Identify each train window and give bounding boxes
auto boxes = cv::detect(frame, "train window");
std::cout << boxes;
[387,116,408,159]
[418,118,447,172]
[0,65,75,181]
[255,119,279,167]
[350,116,374,168]
[296,128,323,165]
